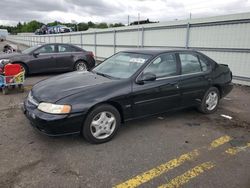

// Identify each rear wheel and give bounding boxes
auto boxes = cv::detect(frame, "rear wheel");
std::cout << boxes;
[83,104,121,144]
[74,61,88,71]
[198,87,220,114]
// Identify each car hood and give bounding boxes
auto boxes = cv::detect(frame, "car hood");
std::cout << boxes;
[0,52,27,61]
[32,71,114,103]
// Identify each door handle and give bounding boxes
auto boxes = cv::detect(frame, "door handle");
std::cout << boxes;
[169,82,179,88]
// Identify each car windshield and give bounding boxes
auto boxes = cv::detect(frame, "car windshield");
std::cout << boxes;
[93,52,152,79]
[22,45,41,54]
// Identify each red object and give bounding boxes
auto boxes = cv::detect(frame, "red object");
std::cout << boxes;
[88,51,95,58]
[4,64,22,76]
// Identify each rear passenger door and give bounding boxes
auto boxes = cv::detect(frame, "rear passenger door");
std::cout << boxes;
[54,44,78,71]
[177,52,211,107]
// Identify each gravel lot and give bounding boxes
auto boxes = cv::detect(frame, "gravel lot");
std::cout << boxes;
[0,41,249,188]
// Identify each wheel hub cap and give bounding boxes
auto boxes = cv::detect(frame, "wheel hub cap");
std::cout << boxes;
[206,91,218,111]
[76,63,87,71]
[90,111,116,139]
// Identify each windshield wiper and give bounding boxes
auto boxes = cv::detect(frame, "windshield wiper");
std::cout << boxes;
[94,71,120,79]
[95,72,112,78]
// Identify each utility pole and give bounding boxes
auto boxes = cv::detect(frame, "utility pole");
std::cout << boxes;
[138,13,140,25]
[128,15,130,26]
[189,12,192,20]
[137,13,140,48]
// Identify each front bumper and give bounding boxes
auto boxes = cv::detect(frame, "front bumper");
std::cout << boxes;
[23,98,85,136]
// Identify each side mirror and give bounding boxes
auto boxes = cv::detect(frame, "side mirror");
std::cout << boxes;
[136,72,156,84]
[33,52,40,57]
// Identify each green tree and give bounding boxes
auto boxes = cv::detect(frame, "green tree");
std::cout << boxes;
[97,22,108,29]
[77,22,89,31]
[24,20,43,32]
[87,21,96,28]
[47,21,62,27]
[109,23,124,28]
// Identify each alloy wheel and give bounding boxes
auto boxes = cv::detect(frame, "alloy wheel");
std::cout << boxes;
[205,91,218,111]
[90,111,116,139]
[76,62,87,71]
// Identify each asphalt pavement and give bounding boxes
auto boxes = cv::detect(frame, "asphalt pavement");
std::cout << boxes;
[0,40,249,188]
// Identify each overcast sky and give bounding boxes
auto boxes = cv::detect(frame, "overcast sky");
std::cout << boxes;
[0,0,250,25]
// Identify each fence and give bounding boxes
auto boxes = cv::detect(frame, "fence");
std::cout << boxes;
[7,12,250,85]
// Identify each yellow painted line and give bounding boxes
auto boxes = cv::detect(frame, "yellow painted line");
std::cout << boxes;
[114,135,231,188]
[209,135,232,149]
[114,150,199,188]
[158,162,215,188]
[225,142,250,155]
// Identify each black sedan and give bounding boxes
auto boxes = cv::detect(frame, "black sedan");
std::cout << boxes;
[0,43,95,74]
[23,49,233,143]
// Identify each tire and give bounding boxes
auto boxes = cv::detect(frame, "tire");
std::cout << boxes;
[74,61,88,71]
[83,104,121,144]
[198,87,220,114]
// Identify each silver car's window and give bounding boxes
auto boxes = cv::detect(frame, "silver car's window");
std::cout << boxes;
[144,53,177,78]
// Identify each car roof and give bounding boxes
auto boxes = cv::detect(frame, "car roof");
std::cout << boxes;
[121,48,198,55]
[41,43,74,46]
[40,43,84,50]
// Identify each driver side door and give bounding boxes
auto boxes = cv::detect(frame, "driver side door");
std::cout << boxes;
[131,53,181,118]
[28,44,57,73]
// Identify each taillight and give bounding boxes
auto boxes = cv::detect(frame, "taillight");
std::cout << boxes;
[88,51,94,58]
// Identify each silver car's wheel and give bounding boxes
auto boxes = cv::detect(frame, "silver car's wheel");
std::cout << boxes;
[205,91,219,111]
[75,61,87,71]
[83,104,121,144]
[90,111,116,139]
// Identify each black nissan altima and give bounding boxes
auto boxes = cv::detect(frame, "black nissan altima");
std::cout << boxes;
[23,49,233,143]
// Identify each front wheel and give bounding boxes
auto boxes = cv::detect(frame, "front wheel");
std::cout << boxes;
[198,87,220,114]
[14,63,28,76]
[74,61,88,71]
[83,104,121,144]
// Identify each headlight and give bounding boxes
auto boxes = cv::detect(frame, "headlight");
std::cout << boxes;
[38,102,71,114]
[0,59,10,64]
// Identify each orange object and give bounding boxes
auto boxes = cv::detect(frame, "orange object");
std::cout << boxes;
[4,64,22,76]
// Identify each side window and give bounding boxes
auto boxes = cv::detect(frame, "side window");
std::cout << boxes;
[35,45,55,54]
[144,53,177,78]
[58,45,77,53]
[179,53,201,74]
[198,55,209,72]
